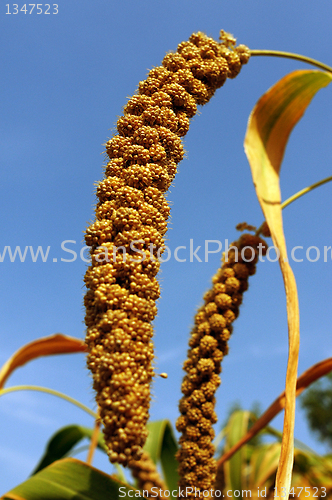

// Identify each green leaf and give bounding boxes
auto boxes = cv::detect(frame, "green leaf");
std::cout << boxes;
[248,443,281,489]
[145,420,179,491]
[144,421,165,464]
[224,410,251,498]
[159,421,179,492]
[3,458,137,500]
[32,425,106,474]
[293,449,332,489]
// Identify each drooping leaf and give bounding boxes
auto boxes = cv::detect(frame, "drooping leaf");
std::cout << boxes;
[245,70,332,178]
[0,334,86,389]
[31,424,107,475]
[217,357,332,466]
[145,420,179,491]
[244,69,332,495]
[2,458,137,500]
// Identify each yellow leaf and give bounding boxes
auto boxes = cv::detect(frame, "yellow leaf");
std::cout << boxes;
[244,69,332,497]
[0,334,86,389]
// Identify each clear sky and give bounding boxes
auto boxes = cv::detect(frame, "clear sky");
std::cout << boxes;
[1,0,332,493]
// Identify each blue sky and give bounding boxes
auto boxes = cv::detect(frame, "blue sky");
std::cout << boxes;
[1,0,332,492]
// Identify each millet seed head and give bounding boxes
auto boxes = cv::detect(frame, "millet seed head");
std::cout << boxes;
[84,30,252,468]
[176,233,266,493]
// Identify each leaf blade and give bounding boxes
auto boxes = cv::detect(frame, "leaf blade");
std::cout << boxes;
[248,442,281,489]
[159,421,179,492]
[32,425,107,474]
[244,69,332,497]
[0,334,86,389]
[144,420,179,491]
[246,70,332,175]
[3,458,137,500]
[224,410,251,498]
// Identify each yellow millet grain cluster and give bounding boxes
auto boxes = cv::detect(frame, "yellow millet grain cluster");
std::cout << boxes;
[84,31,251,466]
[176,234,267,498]
[128,451,168,499]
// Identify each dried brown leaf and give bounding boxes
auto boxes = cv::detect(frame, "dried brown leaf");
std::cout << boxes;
[0,334,86,389]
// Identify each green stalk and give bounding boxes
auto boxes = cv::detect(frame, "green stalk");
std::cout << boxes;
[250,50,332,73]
[0,385,97,419]
[281,175,332,209]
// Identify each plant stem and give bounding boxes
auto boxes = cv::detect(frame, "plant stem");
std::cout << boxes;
[86,410,101,465]
[281,175,332,210]
[250,50,332,73]
[0,385,97,419]
[256,175,332,236]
